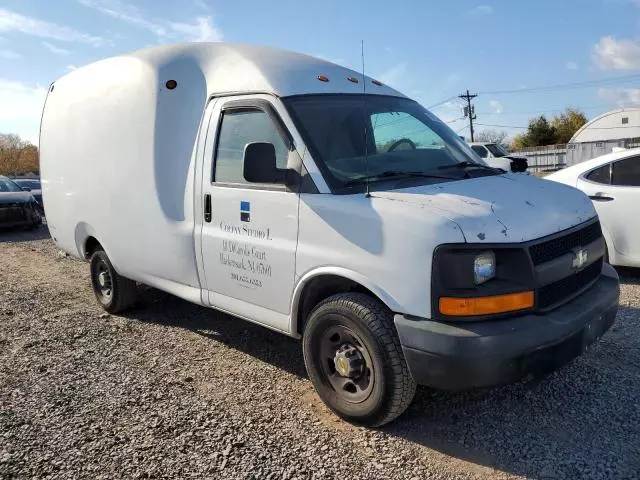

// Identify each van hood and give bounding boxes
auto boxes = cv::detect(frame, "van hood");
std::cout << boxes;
[371,174,595,243]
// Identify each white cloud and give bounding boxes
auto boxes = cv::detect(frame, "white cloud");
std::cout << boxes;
[77,0,167,37]
[0,79,47,144]
[78,0,222,42]
[168,16,222,42]
[0,8,104,46]
[443,101,460,110]
[598,87,640,106]
[378,62,407,87]
[446,73,461,85]
[593,36,640,70]
[469,5,493,15]
[430,101,464,123]
[490,100,503,114]
[0,49,21,59]
[42,41,70,56]
[193,0,210,10]
[566,61,579,71]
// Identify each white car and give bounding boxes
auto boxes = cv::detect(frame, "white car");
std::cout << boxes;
[546,149,640,267]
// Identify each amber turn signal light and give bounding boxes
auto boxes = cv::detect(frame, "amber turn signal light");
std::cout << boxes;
[439,291,534,316]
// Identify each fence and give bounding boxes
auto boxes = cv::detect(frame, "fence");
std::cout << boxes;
[566,137,640,166]
[513,136,640,172]
[511,144,567,173]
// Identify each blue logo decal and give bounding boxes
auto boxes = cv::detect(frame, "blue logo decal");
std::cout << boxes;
[240,201,250,222]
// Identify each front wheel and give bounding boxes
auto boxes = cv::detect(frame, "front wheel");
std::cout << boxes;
[89,249,138,313]
[302,293,416,427]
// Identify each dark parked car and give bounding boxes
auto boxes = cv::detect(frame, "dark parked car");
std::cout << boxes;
[0,176,42,229]
[11,178,43,213]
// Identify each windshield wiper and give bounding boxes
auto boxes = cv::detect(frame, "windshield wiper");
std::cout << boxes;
[438,161,505,173]
[344,170,458,186]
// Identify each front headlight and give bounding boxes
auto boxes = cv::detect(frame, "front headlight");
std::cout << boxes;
[474,251,496,284]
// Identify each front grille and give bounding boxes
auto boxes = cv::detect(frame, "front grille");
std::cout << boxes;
[529,221,602,266]
[0,205,27,223]
[537,259,603,310]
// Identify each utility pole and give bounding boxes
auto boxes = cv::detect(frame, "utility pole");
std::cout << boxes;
[459,90,478,142]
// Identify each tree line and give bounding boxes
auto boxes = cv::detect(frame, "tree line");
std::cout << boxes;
[474,108,588,152]
[0,134,39,176]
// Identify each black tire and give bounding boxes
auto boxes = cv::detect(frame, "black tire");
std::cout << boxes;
[302,293,416,427]
[89,249,138,313]
[26,213,42,230]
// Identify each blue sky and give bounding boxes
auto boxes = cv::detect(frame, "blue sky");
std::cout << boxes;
[1,0,640,143]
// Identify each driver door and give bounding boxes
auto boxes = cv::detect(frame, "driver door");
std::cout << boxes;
[199,95,301,332]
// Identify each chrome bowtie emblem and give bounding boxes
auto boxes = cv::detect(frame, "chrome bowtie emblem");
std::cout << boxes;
[572,248,588,270]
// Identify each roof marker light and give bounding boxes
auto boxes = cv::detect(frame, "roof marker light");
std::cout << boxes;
[347,76,359,83]
[317,75,329,82]
[165,80,178,90]
[372,79,383,86]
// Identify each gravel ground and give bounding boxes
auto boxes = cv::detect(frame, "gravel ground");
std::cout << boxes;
[1,227,639,479]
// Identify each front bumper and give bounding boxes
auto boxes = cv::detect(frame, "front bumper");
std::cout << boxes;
[395,263,620,390]
[0,205,40,228]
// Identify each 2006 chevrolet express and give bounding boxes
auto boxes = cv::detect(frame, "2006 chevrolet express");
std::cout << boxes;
[40,43,619,426]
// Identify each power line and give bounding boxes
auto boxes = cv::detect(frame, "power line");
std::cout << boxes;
[428,74,640,113]
[475,104,612,116]
[427,96,458,109]
[445,116,466,124]
[475,122,640,131]
[479,74,640,95]
[475,123,527,129]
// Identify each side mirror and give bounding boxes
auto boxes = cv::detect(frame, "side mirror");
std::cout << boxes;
[243,142,287,184]
[21,187,31,192]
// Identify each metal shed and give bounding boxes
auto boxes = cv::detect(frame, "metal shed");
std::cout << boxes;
[567,108,640,166]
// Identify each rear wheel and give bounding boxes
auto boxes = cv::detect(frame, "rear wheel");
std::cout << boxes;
[302,293,416,427]
[89,249,137,313]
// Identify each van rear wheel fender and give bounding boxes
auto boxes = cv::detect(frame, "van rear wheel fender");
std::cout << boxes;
[89,249,138,313]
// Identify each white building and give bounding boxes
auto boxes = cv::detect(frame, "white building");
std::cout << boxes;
[567,108,640,166]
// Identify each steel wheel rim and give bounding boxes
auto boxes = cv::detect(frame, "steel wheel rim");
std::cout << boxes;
[318,323,375,404]
[92,259,113,301]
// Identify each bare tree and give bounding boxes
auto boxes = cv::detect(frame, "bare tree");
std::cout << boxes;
[474,129,509,147]
[0,134,35,175]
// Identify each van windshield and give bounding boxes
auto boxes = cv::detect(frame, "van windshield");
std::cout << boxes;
[485,143,509,158]
[0,178,23,193]
[283,94,491,191]
[13,179,41,190]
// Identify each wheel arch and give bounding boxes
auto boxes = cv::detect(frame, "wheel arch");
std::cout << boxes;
[290,267,402,337]
[600,223,617,265]
[74,222,108,260]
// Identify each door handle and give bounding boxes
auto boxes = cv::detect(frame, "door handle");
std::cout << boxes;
[589,193,614,202]
[204,194,212,222]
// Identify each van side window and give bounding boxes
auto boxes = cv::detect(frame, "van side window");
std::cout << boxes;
[612,156,640,187]
[214,109,288,184]
[586,164,611,185]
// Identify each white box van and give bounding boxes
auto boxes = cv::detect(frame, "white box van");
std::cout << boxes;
[40,43,619,426]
